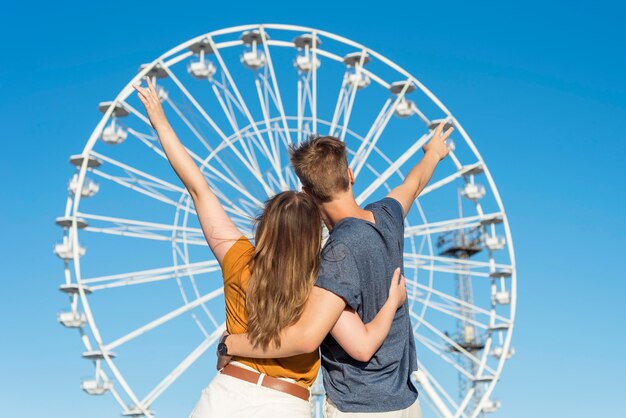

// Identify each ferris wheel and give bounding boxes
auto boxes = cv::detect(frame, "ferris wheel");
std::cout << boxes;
[55,24,516,418]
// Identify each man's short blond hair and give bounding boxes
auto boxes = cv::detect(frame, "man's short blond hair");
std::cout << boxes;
[290,135,350,202]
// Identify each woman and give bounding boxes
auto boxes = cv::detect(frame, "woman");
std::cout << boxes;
[134,80,405,417]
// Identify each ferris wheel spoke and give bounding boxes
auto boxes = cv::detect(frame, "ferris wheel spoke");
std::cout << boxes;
[94,137,262,217]
[162,65,274,196]
[209,83,266,175]
[285,167,300,189]
[85,167,249,231]
[412,298,490,330]
[413,328,448,352]
[209,83,281,196]
[405,253,511,272]
[419,162,483,198]
[409,280,511,324]
[78,212,205,236]
[91,346,147,417]
[160,64,229,142]
[163,98,246,188]
[309,31,319,134]
[258,28,293,146]
[296,71,315,143]
[254,77,288,188]
[83,260,220,290]
[350,98,392,176]
[92,158,250,223]
[169,73,264,186]
[414,365,460,418]
[297,77,304,143]
[105,380,128,411]
[125,101,248,199]
[336,50,367,140]
[89,365,131,410]
[339,78,360,142]
[329,78,348,136]
[140,324,225,408]
[121,100,153,127]
[405,261,490,278]
[404,212,504,238]
[413,329,476,381]
[90,167,187,213]
[296,70,317,144]
[410,312,496,376]
[90,151,185,193]
[171,245,221,331]
[447,149,464,171]
[356,130,432,205]
[211,78,245,114]
[122,100,238,183]
[352,80,413,178]
[205,37,282,192]
[123,98,243,191]
[126,127,157,145]
[84,226,206,246]
[103,287,224,351]
[207,39,264,131]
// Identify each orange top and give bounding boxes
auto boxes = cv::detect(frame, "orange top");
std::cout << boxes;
[222,236,320,387]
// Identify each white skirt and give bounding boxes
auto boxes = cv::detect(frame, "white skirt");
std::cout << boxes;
[189,362,313,418]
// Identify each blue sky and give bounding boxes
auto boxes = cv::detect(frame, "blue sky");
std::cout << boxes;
[1,1,625,417]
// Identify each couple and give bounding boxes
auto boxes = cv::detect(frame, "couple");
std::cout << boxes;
[134,79,452,417]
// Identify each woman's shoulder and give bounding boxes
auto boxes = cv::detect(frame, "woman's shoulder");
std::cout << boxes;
[222,236,255,279]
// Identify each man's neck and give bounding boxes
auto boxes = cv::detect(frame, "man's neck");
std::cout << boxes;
[320,191,375,230]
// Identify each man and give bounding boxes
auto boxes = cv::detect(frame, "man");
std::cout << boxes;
[221,122,452,416]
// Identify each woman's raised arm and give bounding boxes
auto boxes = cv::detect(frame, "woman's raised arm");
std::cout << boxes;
[134,80,241,264]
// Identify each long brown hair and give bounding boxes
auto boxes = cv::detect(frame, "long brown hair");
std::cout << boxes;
[246,191,322,349]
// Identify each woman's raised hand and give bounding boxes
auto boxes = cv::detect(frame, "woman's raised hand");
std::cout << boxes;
[133,78,168,130]
[388,267,407,309]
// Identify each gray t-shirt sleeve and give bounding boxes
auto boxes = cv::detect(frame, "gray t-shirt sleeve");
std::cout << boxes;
[315,240,361,310]
[379,197,405,234]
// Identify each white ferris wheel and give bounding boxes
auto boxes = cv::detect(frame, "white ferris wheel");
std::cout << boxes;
[55,24,516,418]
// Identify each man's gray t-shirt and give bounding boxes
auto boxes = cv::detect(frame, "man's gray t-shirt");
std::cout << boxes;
[316,197,418,413]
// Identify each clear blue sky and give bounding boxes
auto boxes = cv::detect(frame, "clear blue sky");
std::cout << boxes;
[1,1,624,417]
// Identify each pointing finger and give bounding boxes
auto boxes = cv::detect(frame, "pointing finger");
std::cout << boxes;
[442,126,455,140]
[147,78,158,95]
[133,84,148,97]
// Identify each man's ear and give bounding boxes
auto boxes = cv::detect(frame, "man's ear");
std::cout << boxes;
[348,168,355,185]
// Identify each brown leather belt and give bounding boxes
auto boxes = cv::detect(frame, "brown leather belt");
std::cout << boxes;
[220,364,310,401]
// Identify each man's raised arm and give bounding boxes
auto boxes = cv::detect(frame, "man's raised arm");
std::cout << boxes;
[387,122,453,217]
[225,286,346,358]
